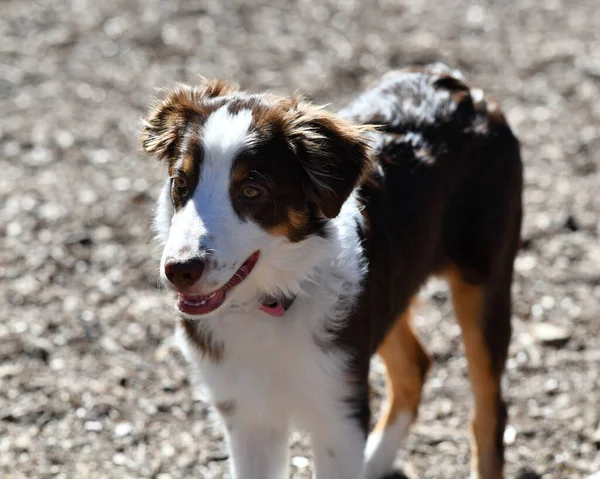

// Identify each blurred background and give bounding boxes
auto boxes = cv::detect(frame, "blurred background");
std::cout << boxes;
[1,0,599,477]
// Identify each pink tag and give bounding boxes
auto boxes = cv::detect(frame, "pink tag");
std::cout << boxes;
[260,302,285,317]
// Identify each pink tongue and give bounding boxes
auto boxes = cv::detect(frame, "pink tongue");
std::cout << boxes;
[260,302,285,317]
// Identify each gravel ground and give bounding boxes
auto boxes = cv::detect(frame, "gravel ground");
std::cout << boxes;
[1,0,599,477]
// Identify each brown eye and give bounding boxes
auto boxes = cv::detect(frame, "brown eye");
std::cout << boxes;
[173,176,187,189]
[241,185,263,199]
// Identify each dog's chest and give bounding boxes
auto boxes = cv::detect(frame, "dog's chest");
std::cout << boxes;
[179,305,352,426]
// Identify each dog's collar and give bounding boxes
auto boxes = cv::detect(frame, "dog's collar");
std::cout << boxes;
[260,295,296,317]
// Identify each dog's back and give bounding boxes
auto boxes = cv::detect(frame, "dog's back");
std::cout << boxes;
[339,63,523,350]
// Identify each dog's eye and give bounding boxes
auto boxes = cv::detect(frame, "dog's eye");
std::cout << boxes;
[173,176,187,189]
[240,185,263,199]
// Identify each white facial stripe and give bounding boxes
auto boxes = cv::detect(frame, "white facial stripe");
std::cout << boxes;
[161,106,265,295]
[192,106,258,255]
[202,106,254,162]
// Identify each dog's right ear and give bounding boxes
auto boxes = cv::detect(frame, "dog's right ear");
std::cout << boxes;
[141,80,239,161]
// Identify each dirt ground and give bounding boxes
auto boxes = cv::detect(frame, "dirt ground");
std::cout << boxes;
[1,0,599,477]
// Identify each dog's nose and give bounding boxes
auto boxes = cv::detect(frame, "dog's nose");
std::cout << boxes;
[164,258,205,289]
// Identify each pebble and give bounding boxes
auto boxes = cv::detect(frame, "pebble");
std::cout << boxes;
[114,422,134,437]
[84,421,103,432]
[515,255,537,272]
[161,444,176,457]
[544,378,559,394]
[13,435,31,451]
[531,323,573,346]
[504,425,517,445]
[291,456,310,469]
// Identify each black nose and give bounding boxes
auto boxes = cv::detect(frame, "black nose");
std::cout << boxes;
[164,258,205,289]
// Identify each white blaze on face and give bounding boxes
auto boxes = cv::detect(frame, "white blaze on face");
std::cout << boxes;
[160,106,264,292]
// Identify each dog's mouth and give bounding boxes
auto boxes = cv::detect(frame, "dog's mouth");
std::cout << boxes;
[177,251,260,316]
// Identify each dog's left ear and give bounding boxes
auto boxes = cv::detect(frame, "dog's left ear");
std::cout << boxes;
[142,80,239,162]
[289,105,373,218]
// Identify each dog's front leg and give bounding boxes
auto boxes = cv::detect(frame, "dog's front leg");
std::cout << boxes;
[308,416,367,479]
[225,420,289,479]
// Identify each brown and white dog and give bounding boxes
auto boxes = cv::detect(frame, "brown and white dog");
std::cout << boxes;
[142,64,522,479]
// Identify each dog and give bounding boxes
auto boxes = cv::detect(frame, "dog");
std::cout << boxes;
[141,63,522,479]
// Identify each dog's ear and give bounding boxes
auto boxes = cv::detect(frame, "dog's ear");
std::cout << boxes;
[288,102,373,218]
[141,80,239,161]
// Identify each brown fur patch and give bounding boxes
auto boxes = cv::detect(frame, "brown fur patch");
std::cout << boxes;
[181,319,224,363]
[141,79,239,162]
[202,78,239,98]
[229,97,373,241]
[268,209,310,238]
[373,303,431,432]
[249,95,375,219]
[167,145,202,210]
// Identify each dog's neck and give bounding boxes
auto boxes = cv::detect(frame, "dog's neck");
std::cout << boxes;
[221,192,367,325]
[267,191,367,324]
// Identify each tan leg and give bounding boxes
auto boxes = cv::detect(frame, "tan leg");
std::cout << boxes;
[446,265,509,479]
[364,305,432,479]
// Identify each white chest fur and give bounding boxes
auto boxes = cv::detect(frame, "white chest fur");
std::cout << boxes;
[178,282,356,427]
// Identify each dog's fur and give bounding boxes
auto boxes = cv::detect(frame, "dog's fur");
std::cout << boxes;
[142,64,522,479]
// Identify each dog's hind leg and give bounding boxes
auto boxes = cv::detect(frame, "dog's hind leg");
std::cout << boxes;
[363,304,432,479]
[446,264,513,479]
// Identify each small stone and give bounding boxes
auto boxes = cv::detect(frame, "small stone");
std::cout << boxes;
[161,444,175,457]
[49,358,66,371]
[0,364,22,378]
[99,336,121,353]
[531,323,572,347]
[466,5,485,24]
[155,345,169,361]
[291,456,310,469]
[84,421,103,432]
[504,425,517,445]
[540,295,556,310]
[7,222,22,237]
[114,422,133,437]
[531,303,544,318]
[544,378,559,394]
[515,255,537,272]
[56,130,74,149]
[13,435,31,451]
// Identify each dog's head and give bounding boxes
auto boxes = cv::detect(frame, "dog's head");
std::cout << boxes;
[142,80,371,318]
